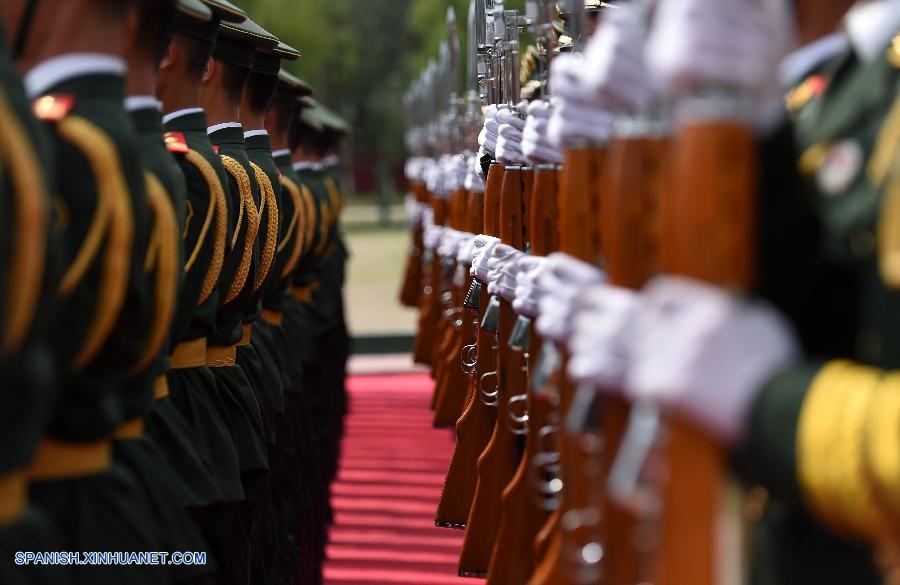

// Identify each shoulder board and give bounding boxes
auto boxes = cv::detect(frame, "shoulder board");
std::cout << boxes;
[32,94,76,122]
[785,75,828,114]
[164,131,189,154]
[213,145,220,154]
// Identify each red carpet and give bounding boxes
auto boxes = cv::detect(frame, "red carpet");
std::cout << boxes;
[323,373,475,584]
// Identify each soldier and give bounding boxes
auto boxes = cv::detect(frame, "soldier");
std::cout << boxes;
[199,13,280,585]
[155,1,250,582]
[121,0,216,582]
[4,0,166,582]
[0,17,65,585]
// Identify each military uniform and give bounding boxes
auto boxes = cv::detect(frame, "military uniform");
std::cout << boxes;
[25,53,164,585]
[741,16,900,585]
[0,28,66,585]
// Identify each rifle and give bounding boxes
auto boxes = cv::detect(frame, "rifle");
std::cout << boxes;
[399,85,427,309]
[654,92,755,585]
[460,4,532,575]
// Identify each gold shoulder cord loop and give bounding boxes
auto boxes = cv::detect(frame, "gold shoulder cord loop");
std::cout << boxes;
[299,183,317,255]
[221,156,246,251]
[324,175,343,217]
[279,176,306,278]
[220,156,259,304]
[131,173,178,374]
[314,191,332,257]
[57,116,134,371]
[0,89,48,353]
[797,360,883,540]
[183,149,227,305]
[249,162,279,292]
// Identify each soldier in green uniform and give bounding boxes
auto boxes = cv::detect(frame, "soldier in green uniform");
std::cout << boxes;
[264,69,327,583]
[3,0,165,582]
[155,2,252,582]
[199,13,279,585]
[0,19,65,585]
[122,1,221,583]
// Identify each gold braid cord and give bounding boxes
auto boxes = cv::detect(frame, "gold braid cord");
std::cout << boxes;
[220,156,259,304]
[131,173,178,374]
[183,149,227,305]
[299,183,317,255]
[864,373,900,530]
[324,175,343,218]
[279,176,306,278]
[57,116,134,371]
[0,89,48,353]
[314,191,332,257]
[796,360,883,540]
[250,162,279,293]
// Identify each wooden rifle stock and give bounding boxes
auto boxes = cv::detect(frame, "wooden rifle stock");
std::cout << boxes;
[459,164,527,576]
[487,166,559,585]
[413,191,446,367]
[434,187,477,427]
[434,173,497,528]
[599,133,667,585]
[399,181,429,307]
[657,118,756,585]
[530,147,607,585]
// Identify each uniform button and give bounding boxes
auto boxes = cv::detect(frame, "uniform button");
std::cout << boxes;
[850,229,876,256]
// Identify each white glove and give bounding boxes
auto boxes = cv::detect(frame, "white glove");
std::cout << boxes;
[645,0,791,130]
[456,232,477,266]
[464,154,486,192]
[513,255,550,318]
[403,193,422,229]
[486,244,526,302]
[548,55,617,149]
[626,276,799,443]
[404,156,426,183]
[582,3,655,114]
[495,103,528,164]
[523,100,564,164]
[567,284,641,391]
[444,154,469,193]
[535,252,606,343]
[478,105,500,157]
[470,234,501,282]
[437,228,464,260]
[423,222,445,253]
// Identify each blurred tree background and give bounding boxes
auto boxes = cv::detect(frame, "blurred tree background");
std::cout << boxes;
[240,0,524,192]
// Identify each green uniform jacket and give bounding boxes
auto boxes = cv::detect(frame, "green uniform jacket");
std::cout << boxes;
[743,41,900,585]
[36,71,153,442]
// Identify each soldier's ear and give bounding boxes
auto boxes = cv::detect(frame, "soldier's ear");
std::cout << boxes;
[202,56,216,84]
[159,39,177,72]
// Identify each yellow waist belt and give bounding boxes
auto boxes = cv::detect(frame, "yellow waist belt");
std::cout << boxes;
[0,471,26,525]
[113,417,145,440]
[170,338,208,370]
[237,324,252,347]
[28,438,112,482]
[153,375,169,400]
[207,345,236,367]
[292,281,318,302]
[261,309,284,327]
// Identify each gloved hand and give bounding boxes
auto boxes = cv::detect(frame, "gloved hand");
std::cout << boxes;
[403,193,423,229]
[404,156,427,183]
[523,100,564,164]
[437,228,464,261]
[567,284,641,391]
[626,276,799,443]
[423,221,445,254]
[486,244,526,302]
[444,154,469,193]
[547,54,617,149]
[456,232,477,266]
[478,104,500,157]
[645,0,791,130]
[535,252,606,343]
[424,156,447,197]
[464,154,486,192]
[495,103,528,164]
[513,255,550,318]
[582,2,655,114]
[470,234,501,282]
